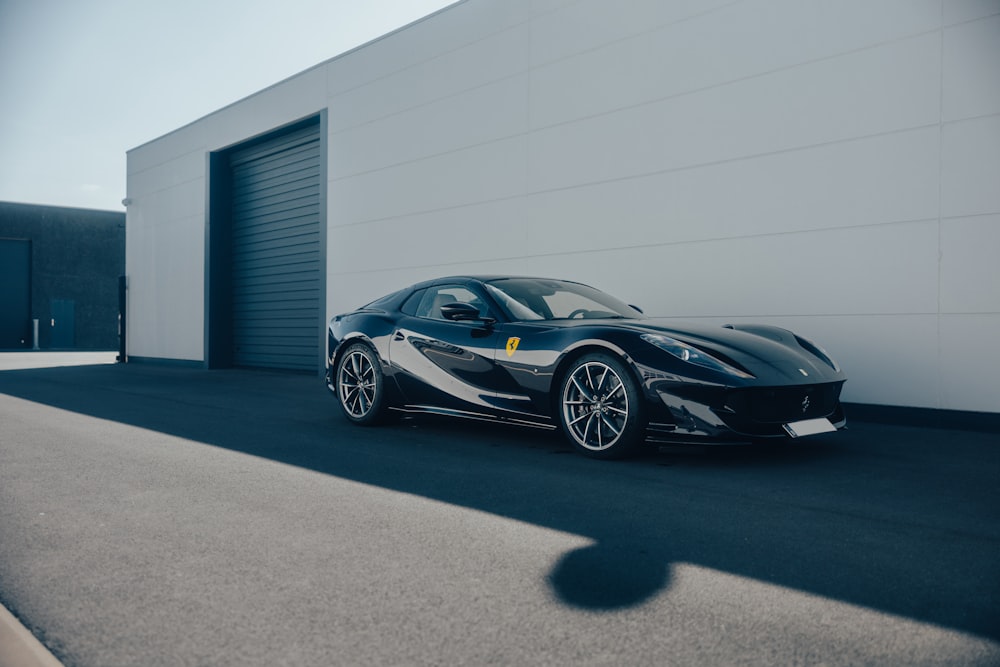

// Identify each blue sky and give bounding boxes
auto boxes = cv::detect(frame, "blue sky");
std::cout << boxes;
[0,0,460,211]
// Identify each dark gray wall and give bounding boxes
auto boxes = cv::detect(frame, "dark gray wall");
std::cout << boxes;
[0,201,125,350]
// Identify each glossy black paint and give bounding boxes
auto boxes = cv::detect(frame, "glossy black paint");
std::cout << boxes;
[326,276,847,443]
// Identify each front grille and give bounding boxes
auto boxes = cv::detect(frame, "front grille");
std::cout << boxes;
[726,382,842,424]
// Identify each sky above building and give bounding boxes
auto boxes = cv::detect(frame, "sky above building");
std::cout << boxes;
[0,0,460,211]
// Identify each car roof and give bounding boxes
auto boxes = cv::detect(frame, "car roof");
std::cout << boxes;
[412,275,581,288]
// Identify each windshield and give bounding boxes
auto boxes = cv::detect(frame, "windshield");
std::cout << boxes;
[485,278,643,321]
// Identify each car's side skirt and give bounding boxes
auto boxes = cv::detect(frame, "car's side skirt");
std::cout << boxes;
[391,405,558,430]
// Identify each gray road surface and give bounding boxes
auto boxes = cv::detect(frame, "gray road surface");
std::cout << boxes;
[0,360,997,666]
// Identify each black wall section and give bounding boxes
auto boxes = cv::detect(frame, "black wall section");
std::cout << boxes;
[207,152,234,369]
[0,202,125,350]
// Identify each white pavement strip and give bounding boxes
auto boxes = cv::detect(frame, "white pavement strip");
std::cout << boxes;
[0,352,117,371]
[0,603,63,667]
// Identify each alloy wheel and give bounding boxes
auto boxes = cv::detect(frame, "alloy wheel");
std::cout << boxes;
[339,349,378,419]
[561,360,630,451]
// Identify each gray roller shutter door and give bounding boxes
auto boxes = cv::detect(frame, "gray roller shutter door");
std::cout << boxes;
[229,123,321,371]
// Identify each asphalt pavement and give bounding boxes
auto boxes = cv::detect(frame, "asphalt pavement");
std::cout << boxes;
[0,357,998,666]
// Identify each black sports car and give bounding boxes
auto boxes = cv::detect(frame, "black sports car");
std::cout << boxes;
[326,276,846,459]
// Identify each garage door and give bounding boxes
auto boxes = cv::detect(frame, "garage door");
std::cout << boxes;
[0,239,31,348]
[228,121,321,371]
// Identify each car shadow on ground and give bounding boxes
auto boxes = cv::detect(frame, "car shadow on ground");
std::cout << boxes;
[1,363,998,640]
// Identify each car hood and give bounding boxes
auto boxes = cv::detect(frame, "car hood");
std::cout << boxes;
[546,318,843,383]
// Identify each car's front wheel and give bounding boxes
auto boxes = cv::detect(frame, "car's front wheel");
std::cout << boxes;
[558,353,645,459]
[335,343,388,425]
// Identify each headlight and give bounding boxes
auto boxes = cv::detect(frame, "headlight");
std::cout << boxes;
[641,334,754,379]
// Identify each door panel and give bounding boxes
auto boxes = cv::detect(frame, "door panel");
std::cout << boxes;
[51,299,75,348]
[390,316,499,412]
[389,282,502,412]
[491,322,565,417]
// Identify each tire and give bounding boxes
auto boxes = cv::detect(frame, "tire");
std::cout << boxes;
[335,343,388,425]
[558,353,646,459]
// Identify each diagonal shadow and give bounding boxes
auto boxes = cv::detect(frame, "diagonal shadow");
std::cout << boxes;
[1,363,997,640]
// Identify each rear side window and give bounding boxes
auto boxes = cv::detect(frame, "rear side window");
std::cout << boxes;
[400,289,426,316]
[361,288,405,310]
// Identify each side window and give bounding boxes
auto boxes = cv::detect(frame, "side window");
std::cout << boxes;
[414,285,485,320]
[400,289,426,316]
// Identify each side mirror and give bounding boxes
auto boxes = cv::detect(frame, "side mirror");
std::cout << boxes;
[440,302,482,321]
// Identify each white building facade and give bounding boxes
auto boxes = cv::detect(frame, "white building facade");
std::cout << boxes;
[125,0,1000,414]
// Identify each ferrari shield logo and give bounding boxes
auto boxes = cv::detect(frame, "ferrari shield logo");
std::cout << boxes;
[505,337,521,357]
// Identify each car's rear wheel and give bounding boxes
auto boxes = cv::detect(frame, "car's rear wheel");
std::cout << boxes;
[559,353,645,459]
[336,343,388,425]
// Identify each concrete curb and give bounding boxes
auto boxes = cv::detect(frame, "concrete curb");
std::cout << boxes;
[0,603,63,667]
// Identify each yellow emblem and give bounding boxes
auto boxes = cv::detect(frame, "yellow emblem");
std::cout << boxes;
[505,337,521,357]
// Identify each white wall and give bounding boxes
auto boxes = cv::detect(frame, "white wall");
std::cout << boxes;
[125,68,329,362]
[127,0,1000,413]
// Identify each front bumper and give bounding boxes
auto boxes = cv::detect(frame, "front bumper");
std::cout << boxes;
[647,380,847,442]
